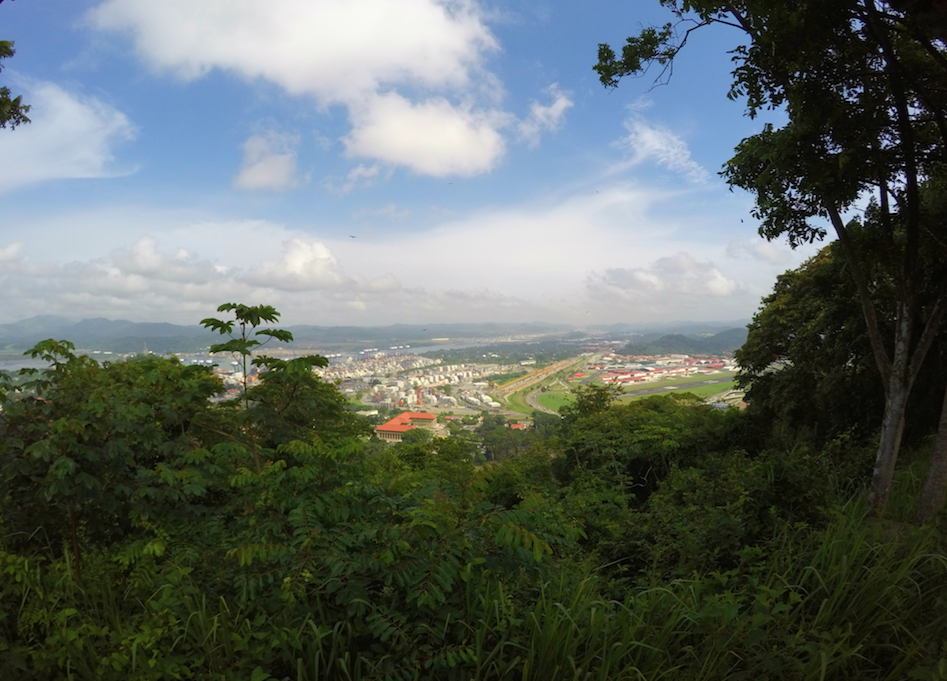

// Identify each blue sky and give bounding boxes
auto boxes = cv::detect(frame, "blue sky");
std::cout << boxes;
[0,0,819,326]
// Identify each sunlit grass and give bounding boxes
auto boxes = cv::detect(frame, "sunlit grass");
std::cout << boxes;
[536,392,575,412]
[624,379,737,401]
[611,371,738,392]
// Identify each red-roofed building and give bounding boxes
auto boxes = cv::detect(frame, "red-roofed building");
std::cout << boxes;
[375,411,438,443]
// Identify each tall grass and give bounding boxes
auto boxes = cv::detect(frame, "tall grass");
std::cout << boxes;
[3,499,946,680]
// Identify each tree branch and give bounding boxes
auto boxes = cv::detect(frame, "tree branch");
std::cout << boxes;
[723,3,758,38]
[907,284,947,385]
[645,20,713,90]
[865,0,923,291]
[827,203,894,388]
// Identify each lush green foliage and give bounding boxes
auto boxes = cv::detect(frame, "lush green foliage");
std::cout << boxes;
[3,304,947,679]
[738,224,947,450]
[0,37,30,130]
[737,245,884,443]
[595,0,947,517]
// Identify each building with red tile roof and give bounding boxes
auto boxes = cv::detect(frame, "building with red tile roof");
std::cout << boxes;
[375,411,438,443]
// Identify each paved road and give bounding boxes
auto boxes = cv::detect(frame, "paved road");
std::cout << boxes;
[495,358,578,398]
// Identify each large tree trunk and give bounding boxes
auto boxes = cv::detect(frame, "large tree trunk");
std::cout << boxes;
[833,202,947,516]
[830,209,914,516]
[917,383,947,524]
[869,373,910,513]
[868,305,916,514]
[867,296,947,516]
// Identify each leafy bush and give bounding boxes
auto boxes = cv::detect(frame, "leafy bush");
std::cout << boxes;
[3,305,947,679]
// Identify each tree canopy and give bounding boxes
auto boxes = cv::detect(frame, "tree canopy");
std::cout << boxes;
[3,303,947,677]
[0,1,29,130]
[596,0,947,515]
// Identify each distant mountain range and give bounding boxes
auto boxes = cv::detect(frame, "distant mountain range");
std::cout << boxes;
[0,316,218,355]
[0,316,749,356]
[0,317,576,355]
[621,327,748,356]
[287,322,572,345]
[587,320,751,336]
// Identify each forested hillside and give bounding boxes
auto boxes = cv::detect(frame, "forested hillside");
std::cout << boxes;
[4,0,947,678]
[2,302,947,679]
[620,327,748,356]
[0,319,575,355]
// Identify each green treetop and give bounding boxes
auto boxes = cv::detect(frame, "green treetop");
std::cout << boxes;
[596,0,947,517]
[0,1,29,130]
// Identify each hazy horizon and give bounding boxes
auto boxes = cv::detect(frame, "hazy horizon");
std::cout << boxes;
[0,312,752,334]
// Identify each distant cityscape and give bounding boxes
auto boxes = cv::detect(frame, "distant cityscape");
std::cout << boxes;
[0,317,746,435]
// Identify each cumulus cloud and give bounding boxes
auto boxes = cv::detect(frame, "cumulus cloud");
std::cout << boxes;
[89,0,495,97]
[0,238,246,323]
[111,237,223,284]
[0,234,405,324]
[343,93,506,176]
[588,253,739,303]
[0,81,135,192]
[616,113,709,184]
[517,83,573,148]
[247,238,347,291]
[0,181,819,325]
[89,0,514,176]
[233,132,299,191]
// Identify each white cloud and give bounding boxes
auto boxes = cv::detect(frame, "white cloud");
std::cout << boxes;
[0,243,23,262]
[326,163,382,195]
[588,253,740,304]
[111,236,222,284]
[0,239,246,323]
[0,81,135,192]
[233,132,299,191]
[0,180,820,325]
[343,93,506,176]
[89,0,495,98]
[318,184,679,306]
[89,0,514,177]
[726,237,793,265]
[517,83,573,148]
[0,235,353,323]
[616,113,709,184]
[246,238,347,291]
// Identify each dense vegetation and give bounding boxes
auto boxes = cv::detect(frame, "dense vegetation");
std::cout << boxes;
[596,0,947,517]
[4,1,947,679]
[2,303,947,679]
